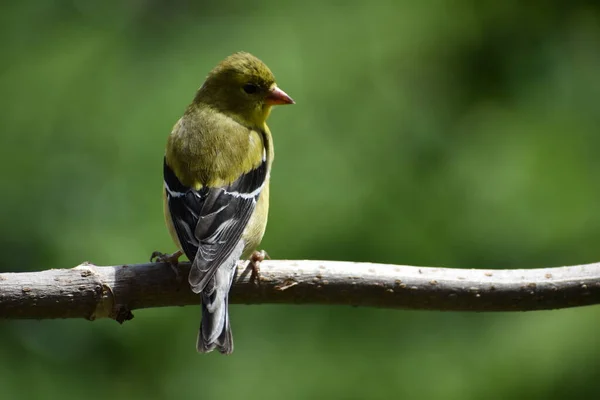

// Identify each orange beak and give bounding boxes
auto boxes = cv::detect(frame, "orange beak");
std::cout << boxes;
[265,86,295,105]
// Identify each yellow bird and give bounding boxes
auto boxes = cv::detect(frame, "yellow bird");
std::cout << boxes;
[160,52,294,354]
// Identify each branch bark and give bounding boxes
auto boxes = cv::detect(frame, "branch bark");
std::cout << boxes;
[1,260,599,321]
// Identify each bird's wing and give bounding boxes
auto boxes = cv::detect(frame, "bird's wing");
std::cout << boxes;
[163,152,267,294]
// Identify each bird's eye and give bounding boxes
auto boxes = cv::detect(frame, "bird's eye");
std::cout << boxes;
[243,83,258,94]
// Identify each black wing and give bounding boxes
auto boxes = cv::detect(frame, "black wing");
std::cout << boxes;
[163,153,267,293]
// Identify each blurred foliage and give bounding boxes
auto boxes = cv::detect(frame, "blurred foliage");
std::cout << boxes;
[1,1,600,399]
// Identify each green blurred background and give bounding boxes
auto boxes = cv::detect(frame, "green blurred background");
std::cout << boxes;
[1,1,600,399]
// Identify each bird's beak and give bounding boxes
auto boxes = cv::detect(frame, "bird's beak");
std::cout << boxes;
[266,86,295,105]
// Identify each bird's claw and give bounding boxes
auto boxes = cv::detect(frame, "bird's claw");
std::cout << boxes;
[150,250,184,285]
[150,251,163,263]
[247,250,268,285]
[150,250,183,264]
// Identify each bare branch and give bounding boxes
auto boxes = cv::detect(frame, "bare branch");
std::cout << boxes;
[1,260,599,321]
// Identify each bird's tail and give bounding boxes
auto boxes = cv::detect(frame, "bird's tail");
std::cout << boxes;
[196,262,237,354]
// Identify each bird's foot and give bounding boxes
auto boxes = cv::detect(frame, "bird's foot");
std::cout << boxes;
[150,250,184,285]
[246,250,269,285]
[150,249,183,265]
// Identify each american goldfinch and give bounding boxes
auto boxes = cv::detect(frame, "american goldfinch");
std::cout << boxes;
[160,52,294,354]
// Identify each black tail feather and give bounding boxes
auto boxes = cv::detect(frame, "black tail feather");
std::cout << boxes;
[197,290,233,354]
[196,257,238,354]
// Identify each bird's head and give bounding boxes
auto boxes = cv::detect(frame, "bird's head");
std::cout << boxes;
[195,52,294,128]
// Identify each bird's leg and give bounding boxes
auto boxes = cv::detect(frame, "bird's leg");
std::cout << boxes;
[150,250,184,283]
[246,250,269,285]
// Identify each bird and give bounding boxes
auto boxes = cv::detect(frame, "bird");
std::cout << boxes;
[157,52,294,354]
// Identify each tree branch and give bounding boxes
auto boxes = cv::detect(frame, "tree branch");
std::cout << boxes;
[1,260,599,321]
